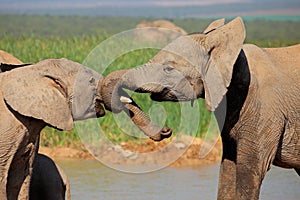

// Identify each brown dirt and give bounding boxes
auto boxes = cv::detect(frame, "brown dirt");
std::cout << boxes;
[39,136,222,167]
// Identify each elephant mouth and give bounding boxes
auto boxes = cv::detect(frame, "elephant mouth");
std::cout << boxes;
[150,77,198,102]
[150,88,178,102]
[150,88,194,102]
[95,99,105,118]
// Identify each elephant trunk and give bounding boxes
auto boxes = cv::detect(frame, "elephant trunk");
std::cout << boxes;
[100,70,131,113]
[100,70,172,141]
[124,103,172,141]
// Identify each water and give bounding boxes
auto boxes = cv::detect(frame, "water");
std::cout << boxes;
[57,159,300,200]
[2,0,300,20]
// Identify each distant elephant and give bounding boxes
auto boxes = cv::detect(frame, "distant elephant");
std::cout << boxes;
[0,50,23,64]
[30,154,70,200]
[135,19,187,44]
[0,54,171,199]
[102,17,300,199]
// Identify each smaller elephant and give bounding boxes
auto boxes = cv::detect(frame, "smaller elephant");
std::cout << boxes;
[30,154,70,200]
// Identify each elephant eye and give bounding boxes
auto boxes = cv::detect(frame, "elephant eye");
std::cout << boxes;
[89,77,95,84]
[163,66,174,73]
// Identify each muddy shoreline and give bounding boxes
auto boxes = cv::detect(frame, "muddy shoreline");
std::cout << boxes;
[39,136,222,167]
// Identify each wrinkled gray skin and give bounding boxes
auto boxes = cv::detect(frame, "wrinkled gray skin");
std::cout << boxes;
[29,154,70,200]
[0,58,104,200]
[110,17,300,199]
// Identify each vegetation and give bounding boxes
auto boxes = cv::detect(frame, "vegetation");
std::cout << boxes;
[0,15,299,147]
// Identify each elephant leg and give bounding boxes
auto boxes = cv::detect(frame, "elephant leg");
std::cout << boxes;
[17,141,38,200]
[235,137,277,200]
[235,162,263,200]
[217,136,237,200]
[18,175,31,199]
[0,182,7,200]
[217,159,236,200]
[0,167,8,199]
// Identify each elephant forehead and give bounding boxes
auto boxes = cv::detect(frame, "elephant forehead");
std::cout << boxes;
[38,58,81,74]
[71,66,103,120]
[162,36,208,69]
[75,66,102,85]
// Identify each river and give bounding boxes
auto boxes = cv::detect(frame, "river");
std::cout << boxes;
[56,159,300,200]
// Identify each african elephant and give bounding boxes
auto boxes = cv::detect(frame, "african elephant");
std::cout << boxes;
[0,58,104,200]
[135,19,186,44]
[0,50,22,65]
[102,17,300,199]
[29,154,70,200]
[0,55,171,199]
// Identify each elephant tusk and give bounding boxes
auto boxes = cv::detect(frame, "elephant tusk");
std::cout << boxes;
[120,96,132,103]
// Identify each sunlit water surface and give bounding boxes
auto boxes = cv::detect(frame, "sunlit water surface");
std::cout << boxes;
[57,159,300,200]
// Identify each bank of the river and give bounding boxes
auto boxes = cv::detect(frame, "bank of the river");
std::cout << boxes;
[39,136,222,167]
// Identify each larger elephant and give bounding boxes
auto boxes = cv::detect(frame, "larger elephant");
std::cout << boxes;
[0,55,171,200]
[103,17,300,199]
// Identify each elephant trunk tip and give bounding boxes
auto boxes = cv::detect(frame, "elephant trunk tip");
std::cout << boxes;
[150,126,172,141]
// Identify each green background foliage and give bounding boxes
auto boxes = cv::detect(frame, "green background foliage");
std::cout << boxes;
[0,15,299,147]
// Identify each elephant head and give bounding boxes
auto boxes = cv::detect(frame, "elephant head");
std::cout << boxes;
[0,55,171,141]
[1,58,105,131]
[102,17,245,112]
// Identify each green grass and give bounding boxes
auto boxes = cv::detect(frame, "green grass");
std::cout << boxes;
[0,35,107,63]
[1,15,299,147]
[0,35,214,147]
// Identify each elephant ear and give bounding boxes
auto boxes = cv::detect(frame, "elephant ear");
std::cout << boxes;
[202,17,246,111]
[1,61,74,130]
[203,18,225,34]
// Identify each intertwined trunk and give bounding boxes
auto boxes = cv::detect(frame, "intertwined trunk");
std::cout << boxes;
[100,70,172,141]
